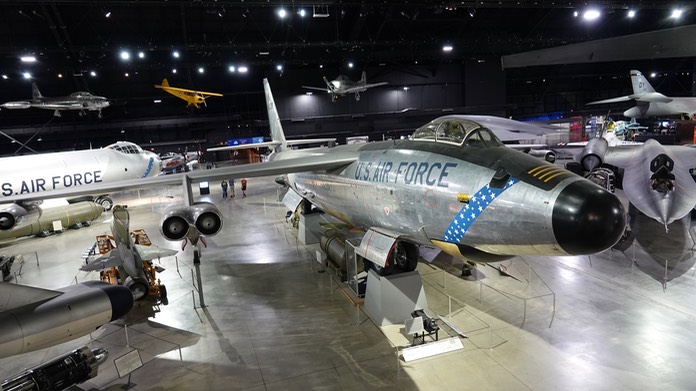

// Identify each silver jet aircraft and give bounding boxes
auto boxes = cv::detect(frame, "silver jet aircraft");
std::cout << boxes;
[587,70,696,119]
[0,280,133,358]
[0,80,628,274]
[81,205,178,300]
[302,71,387,102]
[0,83,111,118]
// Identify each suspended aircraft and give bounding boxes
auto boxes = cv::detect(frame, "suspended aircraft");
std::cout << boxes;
[0,79,627,276]
[0,280,133,358]
[0,141,160,232]
[302,71,387,102]
[0,83,111,118]
[154,79,223,108]
[161,150,202,173]
[587,70,696,119]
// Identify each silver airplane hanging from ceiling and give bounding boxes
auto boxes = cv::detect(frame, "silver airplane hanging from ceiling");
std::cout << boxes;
[0,83,111,118]
[587,70,696,119]
[302,71,387,102]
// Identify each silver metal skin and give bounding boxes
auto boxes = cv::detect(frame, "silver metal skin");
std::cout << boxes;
[0,201,103,240]
[0,281,132,358]
[302,71,387,101]
[0,202,41,231]
[81,206,178,299]
[265,80,626,260]
[587,70,696,119]
[0,83,110,118]
[578,138,696,229]
[1,346,109,390]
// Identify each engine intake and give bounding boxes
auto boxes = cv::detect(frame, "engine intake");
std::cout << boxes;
[160,202,223,241]
[578,137,608,171]
[0,203,42,231]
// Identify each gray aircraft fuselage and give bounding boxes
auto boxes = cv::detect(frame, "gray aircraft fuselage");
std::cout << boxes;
[274,118,626,259]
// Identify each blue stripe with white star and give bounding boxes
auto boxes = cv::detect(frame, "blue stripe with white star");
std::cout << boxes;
[442,178,520,242]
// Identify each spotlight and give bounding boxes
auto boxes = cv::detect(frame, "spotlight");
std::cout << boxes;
[105,11,111,18]
[120,50,130,60]
[443,45,453,52]
[23,72,31,79]
[125,73,129,77]
[198,67,204,74]
[238,66,248,73]
[90,71,97,77]
[670,8,683,19]
[583,9,601,21]
[229,65,236,73]
[403,86,410,91]
[173,51,180,58]
[319,64,324,69]
[57,73,62,78]
[20,56,36,63]
[276,64,283,71]
[348,62,354,68]
[573,11,578,17]
[650,72,657,78]
[172,68,177,74]
[278,8,287,19]
[2,75,8,80]
[627,9,636,18]
[138,51,145,59]
[298,9,306,17]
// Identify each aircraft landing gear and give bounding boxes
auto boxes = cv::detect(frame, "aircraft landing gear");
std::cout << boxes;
[95,196,113,211]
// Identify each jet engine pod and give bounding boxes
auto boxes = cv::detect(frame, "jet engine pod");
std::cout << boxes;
[159,202,223,241]
[579,137,609,171]
[0,202,42,231]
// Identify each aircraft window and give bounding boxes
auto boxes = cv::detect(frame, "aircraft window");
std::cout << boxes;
[464,129,504,148]
[464,130,484,148]
[412,122,439,140]
[436,120,466,144]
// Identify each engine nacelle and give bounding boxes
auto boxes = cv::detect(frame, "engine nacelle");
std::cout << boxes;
[0,202,42,231]
[160,202,223,242]
[578,137,609,171]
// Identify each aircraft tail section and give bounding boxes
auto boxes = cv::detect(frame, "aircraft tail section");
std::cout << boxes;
[360,71,367,84]
[263,78,288,151]
[630,70,655,95]
[161,78,170,87]
[111,205,132,249]
[32,83,42,100]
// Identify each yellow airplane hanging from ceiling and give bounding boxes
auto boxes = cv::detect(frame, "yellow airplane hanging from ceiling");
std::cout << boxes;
[154,79,223,108]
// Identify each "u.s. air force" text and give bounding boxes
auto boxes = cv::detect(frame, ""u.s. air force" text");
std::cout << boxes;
[354,161,457,187]
[2,171,102,196]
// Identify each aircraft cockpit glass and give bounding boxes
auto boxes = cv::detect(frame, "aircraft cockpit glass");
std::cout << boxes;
[108,143,144,155]
[70,91,93,98]
[412,117,504,148]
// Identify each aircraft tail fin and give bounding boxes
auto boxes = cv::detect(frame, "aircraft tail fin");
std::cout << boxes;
[630,70,655,95]
[360,71,367,84]
[263,78,288,151]
[111,205,131,248]
[32,83,42,100]
[161,78,170,87]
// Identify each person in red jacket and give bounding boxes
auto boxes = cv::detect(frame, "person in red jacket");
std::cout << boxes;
[241,178,247,197]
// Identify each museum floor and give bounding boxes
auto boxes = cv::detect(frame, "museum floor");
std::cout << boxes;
[1,174,696,391]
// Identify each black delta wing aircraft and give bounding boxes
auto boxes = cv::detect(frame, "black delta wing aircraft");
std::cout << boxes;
[1,79,627,275]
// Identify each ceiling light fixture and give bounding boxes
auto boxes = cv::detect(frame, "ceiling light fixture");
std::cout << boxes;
[298,9,306,17]
[670,8,683,19]
[348,62,354,68]
[198,67,204,74]
[573,11,579,17]
[125,73,129,77]
[90,71,97,77]
[23,72,31,79]
[57,73,62,78]
[138,51,145,59]
[313,5,329,18]
[105,11,111,18]
[278,8,287,19]
[172,68,177,74]
[2,75,8,80]
[276,64,283,71]
[173,51,180,58]
[120,51,130,60]
[228,65,236,73]
[650,72,657,78]
[20,56,36,63]
[583,9,601,21]
[443,45,453,52]
[627,9,636,18]
[238,66,248,73]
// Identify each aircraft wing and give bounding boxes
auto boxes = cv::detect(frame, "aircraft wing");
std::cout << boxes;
[302,85,330,92]
[0,152,358,204]
[134,244,178,260]
[81,250,121,271]
[155,85,223,96]
[586,95,634,105]
[207,138,336,152]
[363,82,388,89]
[0,283,63,311]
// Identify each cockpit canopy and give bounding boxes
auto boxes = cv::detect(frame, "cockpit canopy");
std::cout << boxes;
[412,116,504,148]
[70,91,95,98]
[107,141,144,154]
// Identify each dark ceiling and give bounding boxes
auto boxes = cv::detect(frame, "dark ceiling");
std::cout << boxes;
[0,1,694,154]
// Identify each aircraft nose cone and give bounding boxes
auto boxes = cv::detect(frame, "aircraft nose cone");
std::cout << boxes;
[552,180,626,255]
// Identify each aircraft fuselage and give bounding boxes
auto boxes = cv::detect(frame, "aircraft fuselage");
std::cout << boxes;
[278,139,626,258]
[624,98,696,118]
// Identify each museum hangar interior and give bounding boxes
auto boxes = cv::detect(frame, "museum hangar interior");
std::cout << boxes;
[1,1,696,391]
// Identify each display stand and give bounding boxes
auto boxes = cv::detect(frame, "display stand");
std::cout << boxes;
[363,269,429,326]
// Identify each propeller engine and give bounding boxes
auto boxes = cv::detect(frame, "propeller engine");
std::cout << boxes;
[0,202,42,231]
[160,202,223,243]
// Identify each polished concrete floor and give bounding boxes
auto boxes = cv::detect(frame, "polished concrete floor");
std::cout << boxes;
[1,175,696,390]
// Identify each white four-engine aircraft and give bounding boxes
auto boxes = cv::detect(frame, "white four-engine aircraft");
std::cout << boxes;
[1,79,627,277]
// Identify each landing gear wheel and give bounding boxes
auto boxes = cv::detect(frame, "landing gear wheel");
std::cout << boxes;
[159,285,169,305]
[545,152,556,163]
[461,264,472,277]
[392,241,419,272]
[95,196,113,211]
[370,260,394,276]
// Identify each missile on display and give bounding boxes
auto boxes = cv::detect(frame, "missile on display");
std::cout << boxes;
[0,201,103,241]
[1,346,108,391]
[0,281,133,358]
